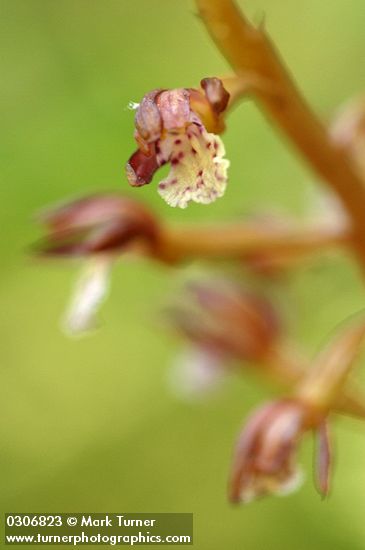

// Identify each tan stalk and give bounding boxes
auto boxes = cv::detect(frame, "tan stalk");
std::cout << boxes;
[196,0,365,271]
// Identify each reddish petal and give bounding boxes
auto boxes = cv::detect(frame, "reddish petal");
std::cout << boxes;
[315,421,332,498]
[135,89,162,143]
[201,77,230,114]
[228,402,280,503]
[126,148,159,187]
[39,194,131,232]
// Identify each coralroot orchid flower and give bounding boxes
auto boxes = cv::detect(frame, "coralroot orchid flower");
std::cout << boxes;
[169,279,280,363]
[35,194,159,335]
[229,400,331,504]
[126,78,230,208]
[37,194,159,256]
[166,279,281,398]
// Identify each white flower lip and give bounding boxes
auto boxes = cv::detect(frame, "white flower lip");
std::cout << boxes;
[157,120,229,209]
[63,258,111,337]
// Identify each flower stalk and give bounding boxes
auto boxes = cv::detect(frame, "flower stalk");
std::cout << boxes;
[167,277,365,419]
[156,219,348,263]
[195,0,365,272]
[295,317,365,413]
[263,341,365,420]
[229,316,365,503]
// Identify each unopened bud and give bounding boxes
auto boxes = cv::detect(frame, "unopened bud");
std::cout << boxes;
[35,193,159,257]
[168,279,281,363]
[229,399,328,504]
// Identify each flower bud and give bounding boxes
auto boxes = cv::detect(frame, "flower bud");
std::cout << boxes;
[169,279,281,363]
[134,89,162,147]
[34,193,160,336]
[36,193,159,257]
[229,399,327,503]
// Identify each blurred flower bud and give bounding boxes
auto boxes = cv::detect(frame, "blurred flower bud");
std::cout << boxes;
[234,316,365,505]
[169,279,281,363]
[230,316,365,505]
[36,193,159,257]
[165,278,281,399]
[126,78,230,208]
[34,193,160,335]
[229,399,329,503]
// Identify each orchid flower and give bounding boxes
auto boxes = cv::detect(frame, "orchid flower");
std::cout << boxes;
[126,78,230,208]
[229,400,331,503]
[35,194,159,335]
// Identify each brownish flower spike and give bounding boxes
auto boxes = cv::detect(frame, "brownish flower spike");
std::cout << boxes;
[126,78,230,208]
[315,421,332,498]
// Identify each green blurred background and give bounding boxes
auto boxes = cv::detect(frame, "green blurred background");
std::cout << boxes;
[1,1,365,548]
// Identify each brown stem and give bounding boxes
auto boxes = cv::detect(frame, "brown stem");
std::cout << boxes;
[156,221,348,263]
[263,342,365,419]
[196,0,365,271]
[296,319,365,413]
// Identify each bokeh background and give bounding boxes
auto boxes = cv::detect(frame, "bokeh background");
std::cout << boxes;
[1,0,365,548]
